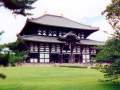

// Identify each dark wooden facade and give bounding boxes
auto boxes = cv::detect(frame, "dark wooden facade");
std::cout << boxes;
[18,14,103,63]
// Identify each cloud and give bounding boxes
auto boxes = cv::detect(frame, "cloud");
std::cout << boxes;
[32,0,111,18]
[0,7,26,44]
[87,16,114,41]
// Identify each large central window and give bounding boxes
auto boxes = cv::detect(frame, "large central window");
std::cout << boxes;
[39,44,50,63]
[30,44,38,52]
[82,47,90,63]
[40,53,49,63]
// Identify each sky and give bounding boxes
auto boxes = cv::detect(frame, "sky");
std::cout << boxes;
[0,0,113,44]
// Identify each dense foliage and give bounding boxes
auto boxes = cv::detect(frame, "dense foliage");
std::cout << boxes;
[103,0,120,28]
[0,40,27,66]
[96,39,120,63]
[7,40,28,65]
[59,32,80,63]
[97,0,120,82]
[0,0,36,79]
[0,53,9,66]
[96,38,120,81]
[0,0,37,15]
[101,60,120,81]
[9,51,25,66]
[7,40,28,53]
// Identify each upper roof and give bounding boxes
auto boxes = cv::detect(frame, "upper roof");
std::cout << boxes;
[28,14,99,30]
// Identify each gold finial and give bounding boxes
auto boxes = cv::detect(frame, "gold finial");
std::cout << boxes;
[44,11,47,14]
[60,13,63,16]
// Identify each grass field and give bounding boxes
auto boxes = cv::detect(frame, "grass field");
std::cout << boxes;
[0,66,120,90]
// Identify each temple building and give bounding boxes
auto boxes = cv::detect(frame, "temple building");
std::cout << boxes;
[18,14,103,63]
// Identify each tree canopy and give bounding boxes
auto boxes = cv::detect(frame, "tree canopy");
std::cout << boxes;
[59,32,80,63]
[100,0,120,62]
[7,40,28,53]
[96,38,120,63]
[96,0,120,82]
[103,0,120,28]
[0,0,37,16]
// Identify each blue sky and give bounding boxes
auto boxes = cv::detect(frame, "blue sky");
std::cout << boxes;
[0,0,113,44]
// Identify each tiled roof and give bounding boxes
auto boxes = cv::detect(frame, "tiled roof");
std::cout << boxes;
[19,35,104,45]
[19,35,65,43]
[80,39,104,45]
[29,14,99,30]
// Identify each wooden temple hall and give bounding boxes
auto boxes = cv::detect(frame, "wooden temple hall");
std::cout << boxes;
[18,14,103,63]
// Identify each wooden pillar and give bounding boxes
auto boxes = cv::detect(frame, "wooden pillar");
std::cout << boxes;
[89,45,95,64]
[49,44,52,63]
[69,43,74,63]
[38,43,40,63]
[80,46,83,63]
[29,42,32,63]
[89,46,92,63]
[27,42,31,63]
[60,44,63,63]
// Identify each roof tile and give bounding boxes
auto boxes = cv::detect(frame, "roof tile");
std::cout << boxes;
[29,14,99,30]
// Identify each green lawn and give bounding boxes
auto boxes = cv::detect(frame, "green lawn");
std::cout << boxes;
[0,66,120,90]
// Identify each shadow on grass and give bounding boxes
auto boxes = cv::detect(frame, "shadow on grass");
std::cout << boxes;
[0,73,6,79]
[59,65,87,68]
[58,65,99,69]
[98,79,120,90]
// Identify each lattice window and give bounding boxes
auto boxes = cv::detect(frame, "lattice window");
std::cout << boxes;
[48,30,52,36]
[82,48,86,54]
[78,33,81,39]
[30,58,38,63]
[45,45,49,52]
[30,44,34,52]
[59,31,62,36]
[43,30,46,36]
[53,31,57,36]
[39,53,49,63]
[56,45,60,52]
[34,45,38,52]
[82,47,89,54]
[82,54,90,63]
[51,44,56,52]
[81,34,84,39]
[86,48,89,54]
[30,44,38,52]
[76,46,81,52]
[40,44,45,52]
[73,47,76,53]
[63,32,66,35]
[38,30,42,35]
[91,48,96,54]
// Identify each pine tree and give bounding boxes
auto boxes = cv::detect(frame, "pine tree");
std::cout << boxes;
[0,0,37,16]
[97,0,120,82]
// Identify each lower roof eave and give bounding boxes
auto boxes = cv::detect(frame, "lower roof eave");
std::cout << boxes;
[19,35,104,46]
[21,39,102,46]
[21,39,65,44]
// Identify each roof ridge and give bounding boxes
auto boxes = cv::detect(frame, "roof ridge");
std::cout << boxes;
[62,16,98,29]
[29,14,63,20]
